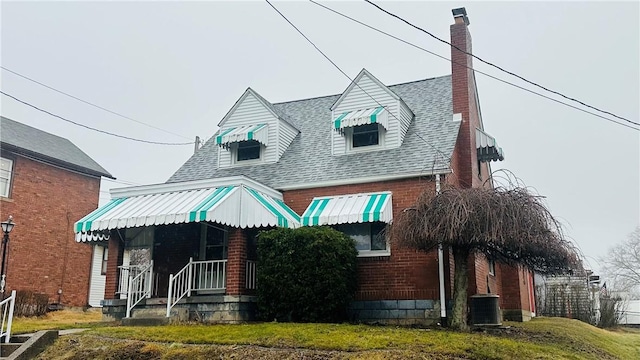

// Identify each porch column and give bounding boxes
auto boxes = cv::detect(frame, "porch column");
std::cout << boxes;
[104,231,123,299]
[226,227,247,296]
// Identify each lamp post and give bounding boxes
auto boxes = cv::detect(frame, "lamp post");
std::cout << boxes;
[1,215,15,298]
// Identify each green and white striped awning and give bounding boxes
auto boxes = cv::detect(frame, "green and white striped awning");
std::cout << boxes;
[476,128,504,162]
[333,107,388,131]
[75,184,300,242]
[301,192,392,226]
[215,124,268,147]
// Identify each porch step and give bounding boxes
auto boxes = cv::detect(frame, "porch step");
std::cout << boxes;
[122,317,170,326]
[123,305,189,326]
[0,330,58,359]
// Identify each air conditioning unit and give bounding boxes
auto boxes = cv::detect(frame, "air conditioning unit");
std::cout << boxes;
[470,294,501,326]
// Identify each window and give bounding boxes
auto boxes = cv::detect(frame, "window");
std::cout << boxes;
[352,124,380,148]
[0,157,13,198]
[488,259,496,276]
[236,140,261,161]
[101,247,109,275]
[334,221,389,256]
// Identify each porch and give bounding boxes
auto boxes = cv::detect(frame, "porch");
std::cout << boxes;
[74,176,299,322]
[108,257,258,322]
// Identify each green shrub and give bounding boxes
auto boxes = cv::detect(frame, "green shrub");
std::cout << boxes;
[256,226,358,322]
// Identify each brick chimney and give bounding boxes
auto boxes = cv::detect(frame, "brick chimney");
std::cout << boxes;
[450,7,485,188]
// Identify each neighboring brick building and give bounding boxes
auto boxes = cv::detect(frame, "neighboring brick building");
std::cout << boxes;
[78,8,534,323]
[0,116,113,307]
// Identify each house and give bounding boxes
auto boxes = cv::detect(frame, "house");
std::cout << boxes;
[0,116,113,307]
[77,8,535,324]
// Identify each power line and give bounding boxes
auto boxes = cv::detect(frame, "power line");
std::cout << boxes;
[265,0,454,164]
[1,66,193,140]
[1,91,194,146]
[102,178,142,186]
[309,0,639,132]
[364,0,639,128]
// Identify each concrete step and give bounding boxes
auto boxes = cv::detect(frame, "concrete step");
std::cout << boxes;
[122,317,170,326]
[130,306,188,321]
[0,330,57,360]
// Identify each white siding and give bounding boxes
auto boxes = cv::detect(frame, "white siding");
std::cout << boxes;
[88,245,106,307]
[398,100,414,145]
[278,121,299,159]
[332,73,403,154]
[218,91,297,167]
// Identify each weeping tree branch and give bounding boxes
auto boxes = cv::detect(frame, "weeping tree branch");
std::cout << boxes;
[393,185,580,330]
[394,186,579,275]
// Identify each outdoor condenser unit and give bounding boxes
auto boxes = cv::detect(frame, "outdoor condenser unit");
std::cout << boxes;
[470,294,502,326]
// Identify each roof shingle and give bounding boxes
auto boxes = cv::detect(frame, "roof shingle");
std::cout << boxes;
[168,75,458,189]
[0,116,113,178]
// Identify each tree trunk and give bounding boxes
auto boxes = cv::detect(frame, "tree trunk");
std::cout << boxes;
[450,246,470,331]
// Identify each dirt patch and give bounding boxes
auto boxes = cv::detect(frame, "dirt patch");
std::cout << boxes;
[37,335,469,360]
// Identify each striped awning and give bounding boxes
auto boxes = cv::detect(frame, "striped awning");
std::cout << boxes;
[301,192,392,226]
[215,124,268,147]
[476,128,504,162]
[333,107,388,131]
[75,184,300,241]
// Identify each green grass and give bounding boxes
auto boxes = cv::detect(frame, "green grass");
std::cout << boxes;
[16,312,640,359]
[11,309,106,334]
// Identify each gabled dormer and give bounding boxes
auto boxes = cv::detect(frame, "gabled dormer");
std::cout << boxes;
[215,88,299,168]
[331,69,414,156]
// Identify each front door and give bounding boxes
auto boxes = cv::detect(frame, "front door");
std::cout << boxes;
[153,223,200,297]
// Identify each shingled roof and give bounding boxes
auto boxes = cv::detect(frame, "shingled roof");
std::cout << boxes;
[0,116,114,178]
[168,75,458,189]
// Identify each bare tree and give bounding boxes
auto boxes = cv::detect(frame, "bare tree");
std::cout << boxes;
[393,186,579,330]
[600,227,640,297]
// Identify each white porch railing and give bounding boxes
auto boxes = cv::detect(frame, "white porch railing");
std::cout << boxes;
[118,264,160,298]
[117,264,144,295]
[125,260,154,318]
[246,260,257,290]
[0,290,16,344]
[166,258,227,317]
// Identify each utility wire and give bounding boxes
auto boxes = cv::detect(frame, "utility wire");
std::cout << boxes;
[265,0,454,163]
[309,0,639,132]
[1,66,193,140]
[364,0,639,128]
[1,91,194,146]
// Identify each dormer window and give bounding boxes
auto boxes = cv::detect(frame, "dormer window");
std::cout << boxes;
[352,123,380,148]
[237,140,261,161]
[330,69,415,156]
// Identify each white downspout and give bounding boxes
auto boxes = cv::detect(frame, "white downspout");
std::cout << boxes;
[436,174,447,325]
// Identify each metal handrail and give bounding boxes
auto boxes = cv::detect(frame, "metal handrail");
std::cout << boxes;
[0,290,16,343]
[125,260,153,318]
[117,264,145,295]
[166,259,227,317]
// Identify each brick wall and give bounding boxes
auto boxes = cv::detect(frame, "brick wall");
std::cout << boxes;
[0,154,101,306]
[104,232,123,299]
[226,228,247,296]
[284,177,442,300]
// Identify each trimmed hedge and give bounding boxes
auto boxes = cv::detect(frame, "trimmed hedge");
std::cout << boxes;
[256,227,358,322]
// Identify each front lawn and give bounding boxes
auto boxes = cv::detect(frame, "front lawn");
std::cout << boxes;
[23,313,640,360]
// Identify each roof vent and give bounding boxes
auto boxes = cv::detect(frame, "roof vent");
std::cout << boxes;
[452,7,470,25]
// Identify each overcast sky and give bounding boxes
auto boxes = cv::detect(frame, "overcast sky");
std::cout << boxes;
[1,1,638,275]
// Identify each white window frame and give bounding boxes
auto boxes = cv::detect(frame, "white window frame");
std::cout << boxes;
[345,124,385,154]
[488,259,496,276]
[0,157,14,198]
[229,141,265,166]
[101,246,109,275]
[335,222,390,258]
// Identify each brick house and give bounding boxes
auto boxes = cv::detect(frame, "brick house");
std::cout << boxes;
[77,8,535,323]
[0,116,113,307]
